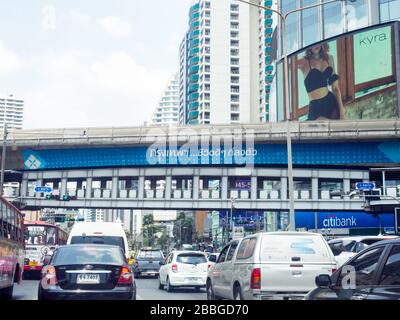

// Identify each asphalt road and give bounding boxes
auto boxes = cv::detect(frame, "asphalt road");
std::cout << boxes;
[13,278,207,300]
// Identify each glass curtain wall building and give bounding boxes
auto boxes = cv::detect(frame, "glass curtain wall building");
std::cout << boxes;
[268,0,399,122]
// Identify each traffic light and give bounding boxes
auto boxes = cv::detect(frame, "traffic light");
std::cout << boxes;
[62,195,71,201]
[45,194,60,200]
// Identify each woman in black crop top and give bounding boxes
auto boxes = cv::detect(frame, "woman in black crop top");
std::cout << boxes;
[298,44,344,120]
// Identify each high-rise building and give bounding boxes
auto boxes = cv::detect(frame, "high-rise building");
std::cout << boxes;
[151,74,180,125]
[179,32,190,124]
[179,0,271,125]
[0,94,24,129]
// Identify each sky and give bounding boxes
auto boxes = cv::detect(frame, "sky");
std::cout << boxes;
[0,0,191,129]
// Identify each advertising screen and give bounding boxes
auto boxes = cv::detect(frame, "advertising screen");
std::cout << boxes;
[275,23,399,121]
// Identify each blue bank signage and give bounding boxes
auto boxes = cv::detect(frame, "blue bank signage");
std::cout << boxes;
[296,211,395,229]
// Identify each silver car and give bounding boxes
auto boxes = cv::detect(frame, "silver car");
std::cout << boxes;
[207,232,337,300]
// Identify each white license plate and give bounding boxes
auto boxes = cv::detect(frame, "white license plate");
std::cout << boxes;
[77,274,100,284]
[186,277,200,281]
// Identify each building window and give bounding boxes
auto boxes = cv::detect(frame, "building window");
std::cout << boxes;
[347,0,368,31]
[301,0,320,47]
[323,0,344,39]
[281,0,298,54]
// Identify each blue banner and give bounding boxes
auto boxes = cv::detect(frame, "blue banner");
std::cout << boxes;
[295,211,395,229]
[21,141,400,170]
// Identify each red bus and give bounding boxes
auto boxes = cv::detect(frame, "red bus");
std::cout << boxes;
[23,221,68,276]
[0,196,24,300]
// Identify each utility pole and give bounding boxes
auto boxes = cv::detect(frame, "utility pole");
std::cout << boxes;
[0,123,8,196]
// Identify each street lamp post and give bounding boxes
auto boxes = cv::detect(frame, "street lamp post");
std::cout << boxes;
[235,0,351,231]
[0,123,8,196]
[229,197,236,242]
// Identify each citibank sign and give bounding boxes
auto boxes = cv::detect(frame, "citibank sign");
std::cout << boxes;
[295,211,395,230]
[322,215,357,228]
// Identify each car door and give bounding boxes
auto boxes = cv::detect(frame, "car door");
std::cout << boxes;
[160,254,172,284]
[211,245,230,297]
[368,245,400,300]
[327,246,386,300]
[220,241,239,299]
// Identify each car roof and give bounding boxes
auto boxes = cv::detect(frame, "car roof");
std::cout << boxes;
[69,222,124,235]
[250,231,323,237]
[173,250,206,255]
[60,244,122,249]
[329,236,399,242]
[368,238,400,248]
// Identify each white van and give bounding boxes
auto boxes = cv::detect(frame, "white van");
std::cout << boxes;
[207,232,337,300]
[67,222,129,259]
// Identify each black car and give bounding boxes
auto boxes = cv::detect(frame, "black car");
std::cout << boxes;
[38,244,136,300]
[306,238,400,300]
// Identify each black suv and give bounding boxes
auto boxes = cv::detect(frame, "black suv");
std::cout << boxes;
[306,238,400,300]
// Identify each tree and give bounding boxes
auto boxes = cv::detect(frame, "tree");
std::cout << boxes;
[142,214,162,247]
[173,212,194,246]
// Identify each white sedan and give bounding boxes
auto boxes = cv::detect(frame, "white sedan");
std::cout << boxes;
[158,251,208,292]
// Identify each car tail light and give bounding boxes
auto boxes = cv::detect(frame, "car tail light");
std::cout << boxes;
[332,268,337,274]
[250,268,261,290]
[172,263,178,273]
[42,265,58,286]
[208,264,211,269]
[118,266,133,285]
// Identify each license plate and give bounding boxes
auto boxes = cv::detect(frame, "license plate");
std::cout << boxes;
[29,261,37,267]
[77,274,100,284]
[186,277,199,281]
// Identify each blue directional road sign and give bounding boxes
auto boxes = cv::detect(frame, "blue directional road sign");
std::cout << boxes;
[34,186,52,193]
[355,182,376,191]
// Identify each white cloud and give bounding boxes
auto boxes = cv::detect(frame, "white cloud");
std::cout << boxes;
[23,50,170,129]
[98,16,132,38]
[70,11,92,24]
[0,42,21,74]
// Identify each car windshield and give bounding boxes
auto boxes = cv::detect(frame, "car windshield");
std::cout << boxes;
[177,254,207,265]
[53,246,124,265]
[137,250,163,259]
[70,236,125,253]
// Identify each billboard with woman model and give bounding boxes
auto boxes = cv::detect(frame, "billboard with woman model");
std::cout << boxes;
[275,22,399,121]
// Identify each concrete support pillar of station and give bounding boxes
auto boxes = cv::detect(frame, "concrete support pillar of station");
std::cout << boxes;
[281,177,287,200]
[112,176,119,198]
[221,176,228,201]
[36,179,43,198]
[138,176,145,199]
[165,176,172,200]
[86,177,93,199]
[60,178,67,197]
[21,179,28,197]
[312,178,319,200]
[251,176,258,201]
[193,176,199,200]
[344,179,351,194]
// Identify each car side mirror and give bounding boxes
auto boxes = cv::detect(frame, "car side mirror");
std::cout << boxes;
[159,261,165,266]
[43,255,52,266]
[315,274,332,288]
